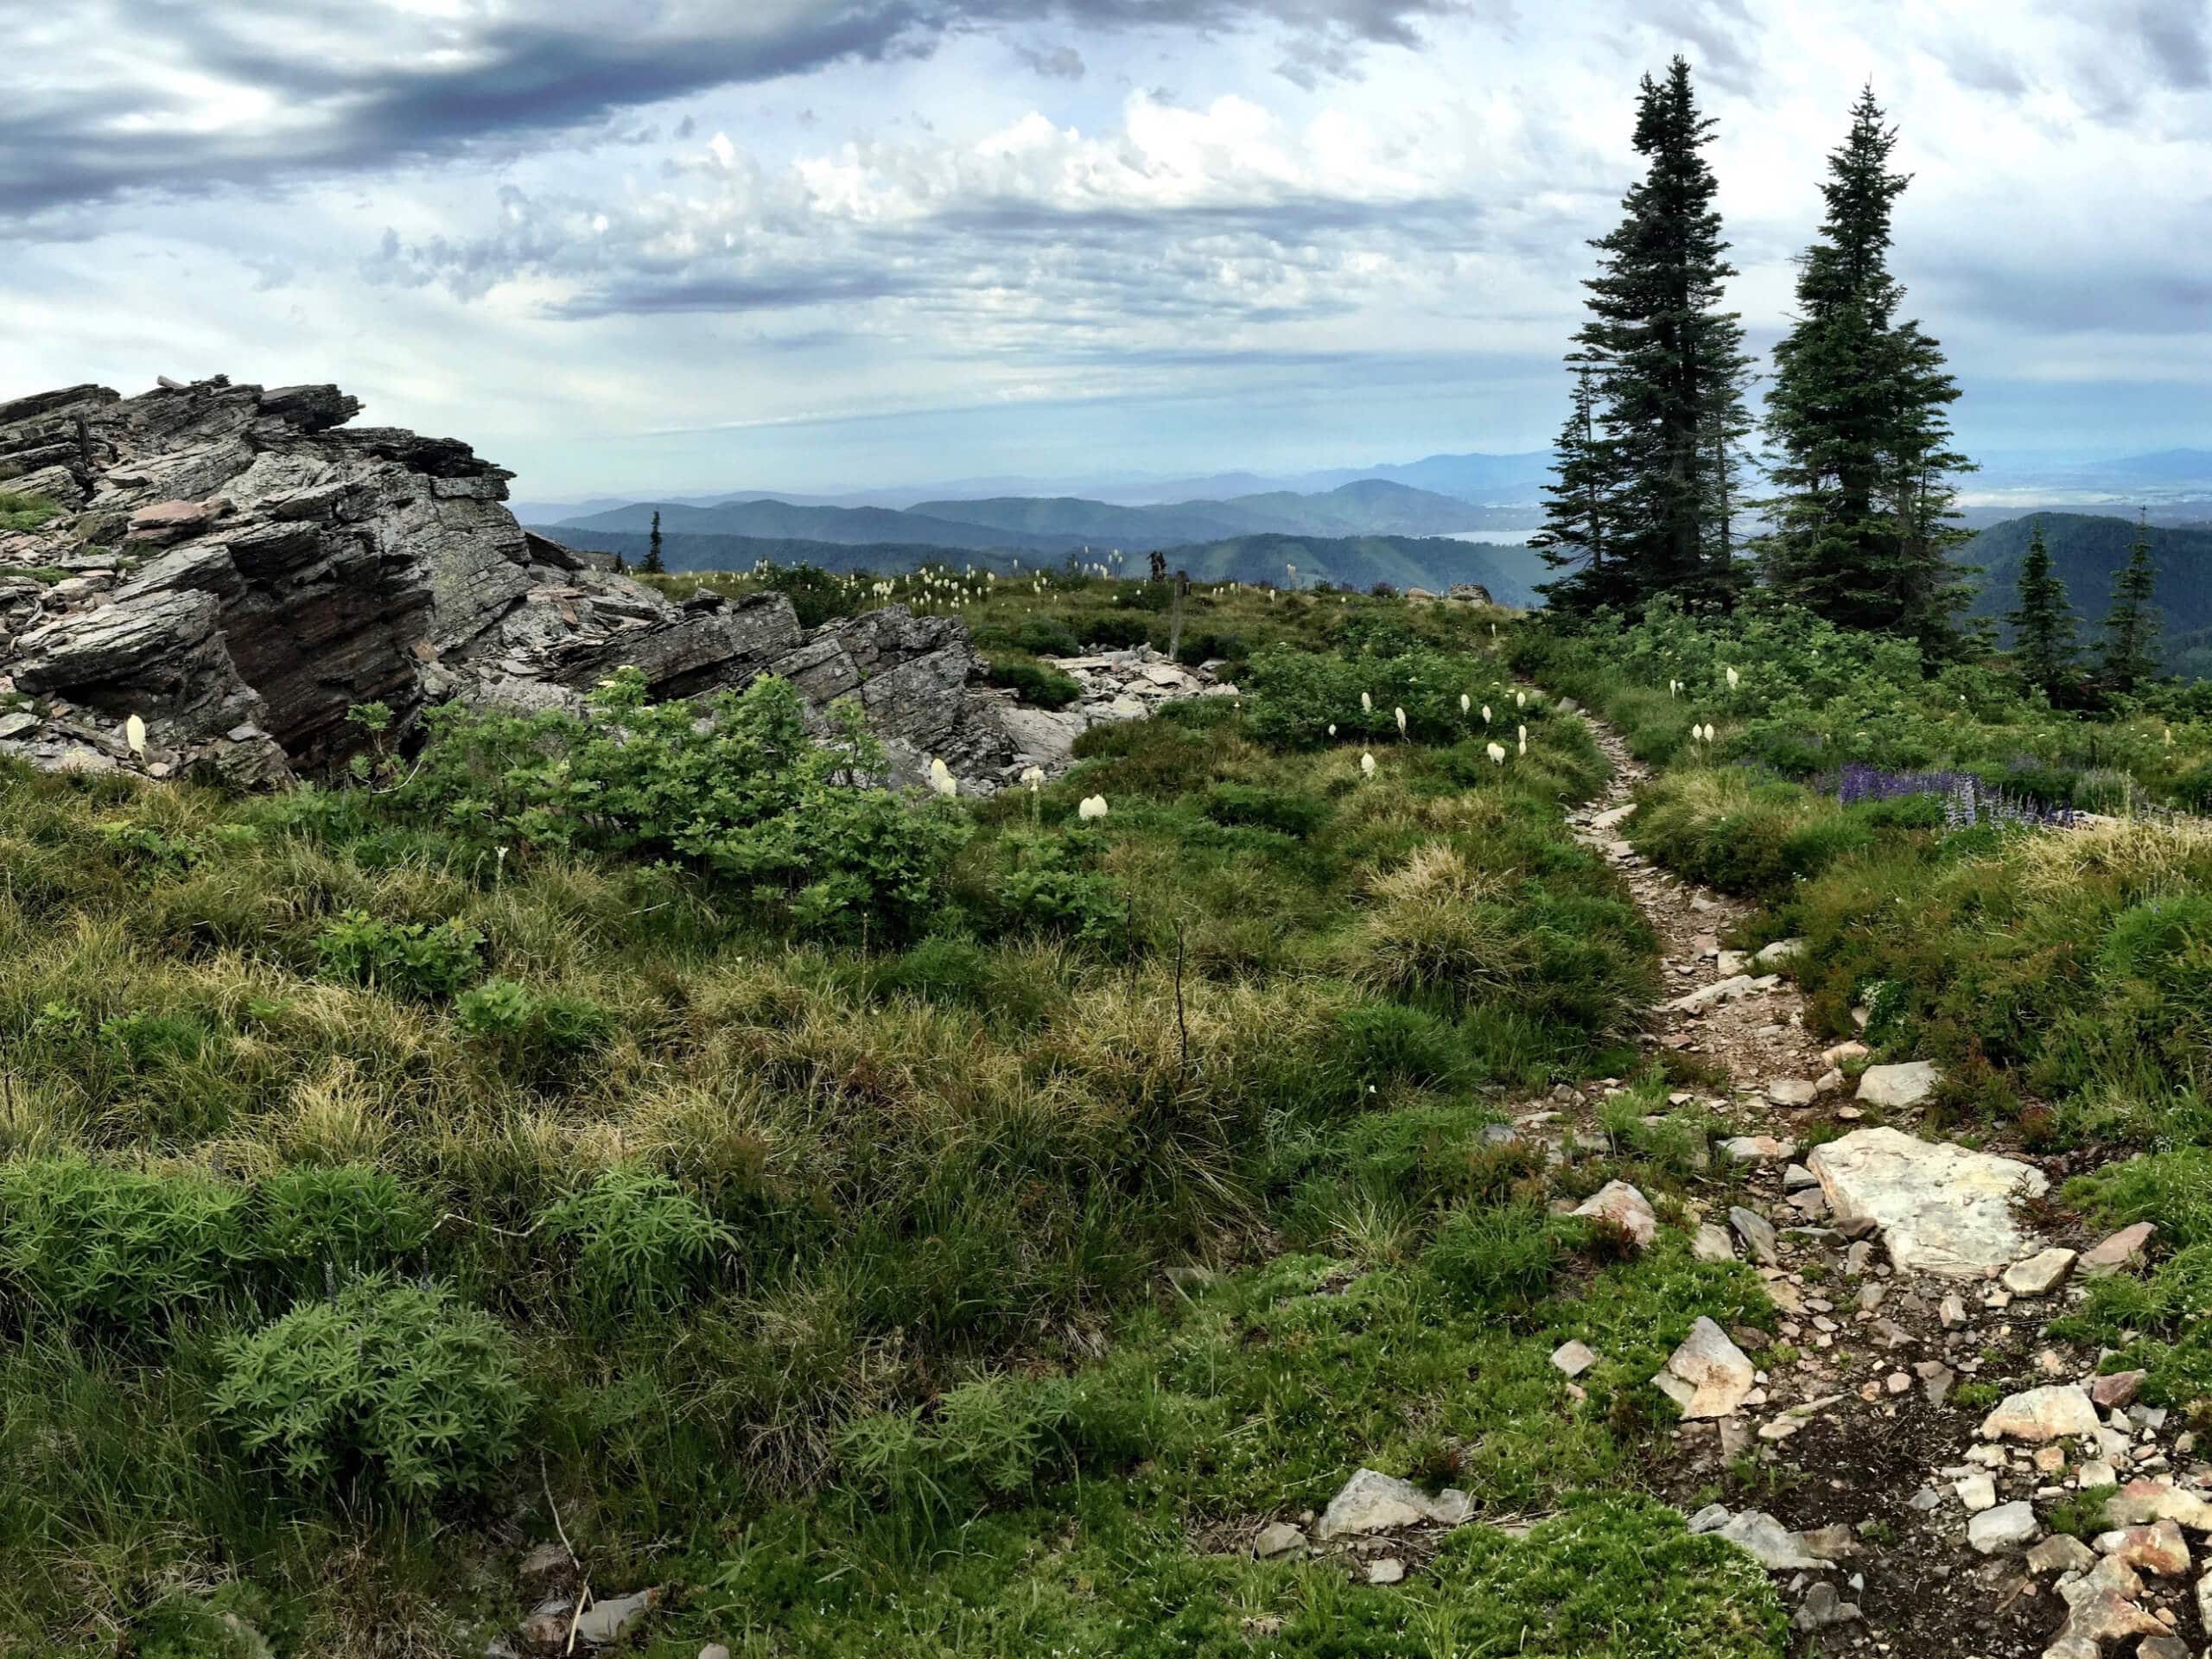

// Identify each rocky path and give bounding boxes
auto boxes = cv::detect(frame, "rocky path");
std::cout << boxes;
[1554,711,2209,1659]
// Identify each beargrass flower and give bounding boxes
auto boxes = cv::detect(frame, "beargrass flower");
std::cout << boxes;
[1487,742,1506,766]
[1360,753,1376,779]
[1460,693,1471,715]
[1517,724,1527,756]
[927,758,958,798]
[1395,707,1407,737]
[1362,691,1372,714]
[1078,795,1109,821]
[124,714,145,756]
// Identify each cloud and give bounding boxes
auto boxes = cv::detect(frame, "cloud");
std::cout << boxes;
[0,0,1469,217]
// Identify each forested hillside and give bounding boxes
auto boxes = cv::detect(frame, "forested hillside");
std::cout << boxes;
[1964,512,2212,672]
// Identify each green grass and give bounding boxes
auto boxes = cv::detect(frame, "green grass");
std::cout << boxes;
[0,585,1798,1655]
[0,490,62,533]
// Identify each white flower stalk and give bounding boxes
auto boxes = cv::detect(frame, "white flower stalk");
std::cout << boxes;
[1726,666,1740,690]
[1360,752,1376,779]
[1515,690,1526,709]
[1482,704,1492,726]
[1328,722,1338,737]
[124,714,146,756]
[1394,706,1407,738]
[927,757,958,798]
[1020,766,1045,791]
[1077,794,1109,822]
[1460,693,1471,715]
[1486,741,1506,766]
[1361,691,1372,715]
[1517,723,1527,756]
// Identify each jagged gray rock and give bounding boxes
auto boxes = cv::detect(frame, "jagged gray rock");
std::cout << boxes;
[0,375,1027,789]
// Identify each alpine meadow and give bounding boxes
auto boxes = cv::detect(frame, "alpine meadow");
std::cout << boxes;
[3,15,2211,1659]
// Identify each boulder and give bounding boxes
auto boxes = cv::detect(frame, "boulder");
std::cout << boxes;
[2002,1247,2077,1295]
[1805,1127,2047,1274]
[0,375,1031,790]
[2103,1479,2212,1532]
[2078,1222,2156,1278]
[1691,1222,1736,1263]
[2094,1518,2190,1576]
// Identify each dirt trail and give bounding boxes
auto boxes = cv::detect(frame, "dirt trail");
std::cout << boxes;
[1553,709,2207,1659]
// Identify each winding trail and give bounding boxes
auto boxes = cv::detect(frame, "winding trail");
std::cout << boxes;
[1549,708,2206,1659]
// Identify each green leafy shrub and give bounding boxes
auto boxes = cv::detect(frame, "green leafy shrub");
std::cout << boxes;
[994,839,1122,944]
[254,1165,433,1284]
[454,976,616,1077]
[212,1277,528,1502]
[1173,629,1249,668]
[984,656,1083,709]
[0,1157,253,1325]
[1077,614,1154,651]
[315,910,483,999]
[1244,641,1485,749]
[540,1166,732,1323]
[1202,782,1328,838]
[391,671,969,940]
[873,936,994,1005]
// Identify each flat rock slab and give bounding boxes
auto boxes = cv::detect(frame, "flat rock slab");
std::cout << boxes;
[2001,1246,2076,1295]
[1967,1500,2039,1554]
[1805,1127,2047,1275]
[1715,1510,1824,1570]
[1854,1060,1940,1108]
[1571,1180,1657,1250]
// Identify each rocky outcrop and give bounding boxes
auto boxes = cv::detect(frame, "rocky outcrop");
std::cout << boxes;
[0,375,1020,788]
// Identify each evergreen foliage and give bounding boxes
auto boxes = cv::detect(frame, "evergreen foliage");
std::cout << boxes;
[643,506,666,575]
[2005,522,2080,701]
[1537,59,1751,614]
[2100,512,2161,693]
[1758,88,1974,652]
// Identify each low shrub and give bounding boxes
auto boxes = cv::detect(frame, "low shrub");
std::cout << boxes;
[0,1158,252,1325]
[1202,782,1329,838]
[315,910,483,1000]
[984,656,1084,709]
[1427,1201,1571,1309]
[454,976,616,1077]
[540,1166,733,1324]
[212,1276,529,1503]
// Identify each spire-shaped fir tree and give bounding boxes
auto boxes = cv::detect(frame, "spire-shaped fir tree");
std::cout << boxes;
[1538,58,1751,613]
[2006,522,2079,702]
[1760,87,1974,652]
[2099,512,2161,694]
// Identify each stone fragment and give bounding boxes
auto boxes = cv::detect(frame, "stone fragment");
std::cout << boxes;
[1753,938,1806,969]
[2094,1518,2190,1576]
[2079,1222,2156,1278]
[1766,1078,1818,1108]
[2090,1371,2145,1410]
[1550,1340,1597,1378]
[1254,1522,1306,1559]
[1820,1040,1870,1068]
[1854,1061,1941,1108]
[1722,1135,1795,1164]
[1366,1558,1406,1585]
[2001,1247,2076,1295]
[1716,1510,1824,1571]
[1729,1205,1778,1266]
[1571,1181,1656,1251]
[1791,1581,1859,1632]
[1806,1127,2048,1274]
[1981,1385,2101,1444]
[1687,1503,1731,1534]
[1692,1222,1736,1264]
[1314,1471,1471,1541]
[1668,975,1759,1014]
[2105,1480,2212,1532]
[1955,1472,1997,1512]
[2046,1556,2165,1657]
[1966,1500,2039,1554]
[2026,1533,2097,1576]
[572,1588,658,1648]
[1652,1318,1757,1419]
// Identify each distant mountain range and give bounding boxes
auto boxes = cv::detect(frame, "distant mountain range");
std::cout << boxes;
[539,478,1511,555]
[539,527,1547,608]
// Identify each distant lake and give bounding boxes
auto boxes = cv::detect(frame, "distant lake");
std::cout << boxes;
[1442,529,1539,545]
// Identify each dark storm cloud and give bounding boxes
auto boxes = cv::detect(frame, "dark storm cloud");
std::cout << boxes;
[0,0,1472,217]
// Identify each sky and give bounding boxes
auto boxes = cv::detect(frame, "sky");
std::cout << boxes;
[4,0,2209,499]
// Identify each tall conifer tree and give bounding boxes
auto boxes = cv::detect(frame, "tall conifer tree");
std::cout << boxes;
[2100,511,2160,692]
[2006,522,2078,701]
[1538,58,1751,613]
[1761,88,1974,651]
[644,508,667,575]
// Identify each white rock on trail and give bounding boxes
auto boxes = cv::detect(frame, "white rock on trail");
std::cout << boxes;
[1980,1384,2101,1444]
[1805,1127,2048,1274]
[1966,1500,2039,1554]
[2001,1247,2077,1295]
[1692,1222,1736,1263]
[1668,975,1758,1014]
[1853,1060,1941,1108]
[1314,1471,1471,1541]
[1715,1510,1824,1571]
[1652,1318,1757,1419]
[1753,938,1806,968]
